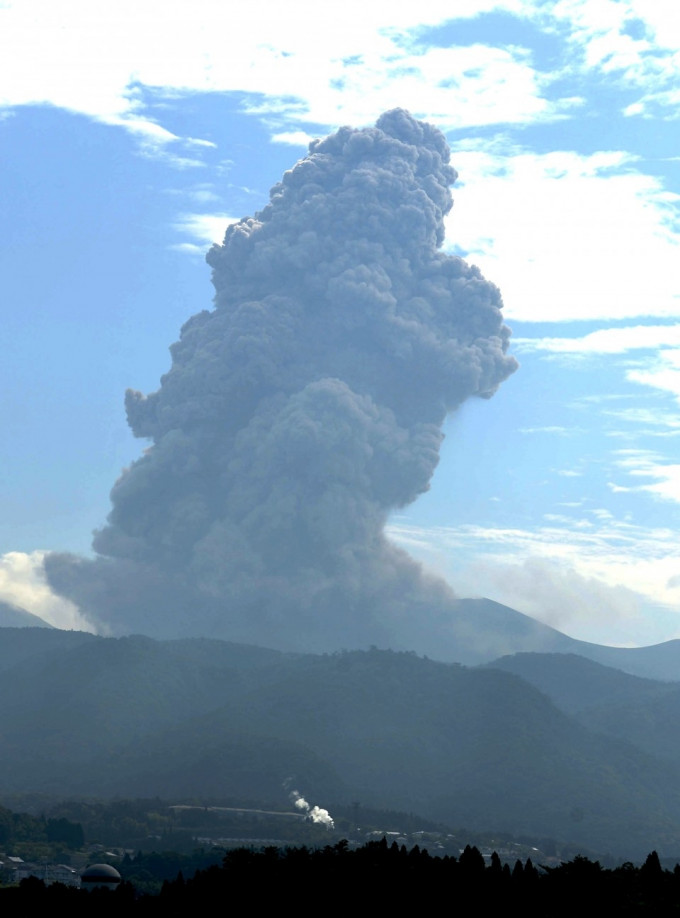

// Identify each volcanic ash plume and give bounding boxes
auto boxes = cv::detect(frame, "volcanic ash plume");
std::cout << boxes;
[46,109,517,653]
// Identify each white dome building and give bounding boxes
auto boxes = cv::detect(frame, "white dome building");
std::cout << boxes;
[80,863,122,891]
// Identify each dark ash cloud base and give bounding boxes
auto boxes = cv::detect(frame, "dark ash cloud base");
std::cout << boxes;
[46,109,517,654]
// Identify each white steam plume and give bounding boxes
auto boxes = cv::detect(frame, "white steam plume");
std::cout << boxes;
[290,790,335,830]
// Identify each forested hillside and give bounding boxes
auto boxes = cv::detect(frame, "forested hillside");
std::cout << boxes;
[2,630,680,856]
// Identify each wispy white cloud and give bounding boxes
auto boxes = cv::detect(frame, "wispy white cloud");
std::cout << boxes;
[611,448,680,504]
[516,326,680,443]
[169,242,205,255]
[0,551,96,632]
[516,324,680,355]
[271,131,315,147]
[173,212,239,247]
[2,2,678,326]
[388,514,680,645]
[164,184,220,205]
[0,1,571,146]
[186,137,217,149]
[550,0,680,118]
[448,149,680,322]
[519,426,582,435]
[601,406,680,439]
[627,349,680,402]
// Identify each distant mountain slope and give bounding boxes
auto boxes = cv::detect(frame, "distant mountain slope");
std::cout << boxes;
[0,600,53,629]
[450,598,680,681]
[578,685,680,765]
[488,651,680,769]
[486,652,670,715]
[447,598,579,662]
[580,640,680,682]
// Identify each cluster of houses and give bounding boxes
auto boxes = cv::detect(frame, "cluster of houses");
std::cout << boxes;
[0,855,121,889]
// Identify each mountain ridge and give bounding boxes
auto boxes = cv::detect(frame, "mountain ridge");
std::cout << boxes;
[0,600,52,630]
[2,628,680,856]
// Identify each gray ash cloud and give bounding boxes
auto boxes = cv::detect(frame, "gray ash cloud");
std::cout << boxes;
[46,109,517,653]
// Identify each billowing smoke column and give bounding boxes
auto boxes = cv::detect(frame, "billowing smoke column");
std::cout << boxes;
[46,109,517,653]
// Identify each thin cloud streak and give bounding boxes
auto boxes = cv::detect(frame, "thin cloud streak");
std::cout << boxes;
[516,324,680,355]
[611,449,680,504]
[628,350,680,403]
[173,213,240,247]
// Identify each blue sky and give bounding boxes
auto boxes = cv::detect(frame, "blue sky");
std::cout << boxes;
[1,0,679,645]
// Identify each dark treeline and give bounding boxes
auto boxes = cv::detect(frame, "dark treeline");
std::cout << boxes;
[4,840,680,914]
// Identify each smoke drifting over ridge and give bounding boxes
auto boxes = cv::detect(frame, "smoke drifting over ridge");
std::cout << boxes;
[46,109,517,653]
